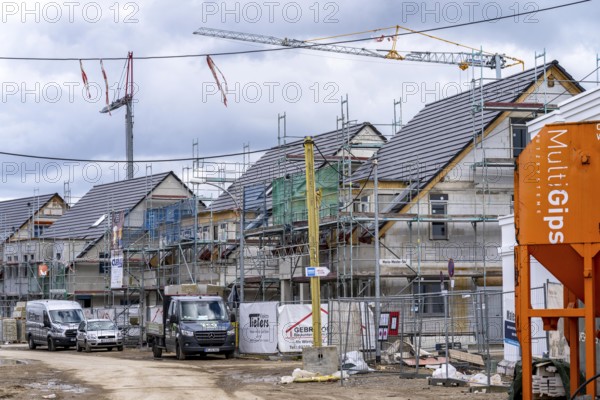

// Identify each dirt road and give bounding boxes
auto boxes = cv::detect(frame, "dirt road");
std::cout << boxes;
[0,345,508,399]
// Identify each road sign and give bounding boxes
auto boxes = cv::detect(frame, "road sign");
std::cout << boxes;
[305,267,330,277]
[448,258,455,277]
[378,259,409,267]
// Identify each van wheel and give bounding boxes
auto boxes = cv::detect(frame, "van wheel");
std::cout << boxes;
[85,341,92,353]
[176,341,186,360]
[28,336,36,350]
[117,346,123,352]
[47,338,56,352]
[225,351,235,359]
[76,342,82,352]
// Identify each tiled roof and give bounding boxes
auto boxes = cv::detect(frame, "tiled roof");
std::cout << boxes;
[352,61,582,188]
[211,122,383,212]
[0,194,60,242]
[42,172,174,241]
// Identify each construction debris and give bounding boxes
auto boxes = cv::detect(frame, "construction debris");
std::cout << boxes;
[429,363,504,388]
[497,360,517,376]
[448,349,485,366]
[280,368,348,384]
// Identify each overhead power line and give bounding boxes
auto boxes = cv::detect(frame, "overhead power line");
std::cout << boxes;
[0,136,323,163]
[0,0,588,62]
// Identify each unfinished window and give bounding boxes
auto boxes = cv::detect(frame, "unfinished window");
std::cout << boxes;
[99,252,109,274]
[430,194,448,240]
[220,223,228,241]
[511,117,532,158]
[34,224,45,237]
[354,195,370,213]
[412,281,444,315]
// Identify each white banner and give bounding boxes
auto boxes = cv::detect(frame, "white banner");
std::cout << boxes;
[277,304,328,353]
[239,302,278,354]
[110,250,123,289]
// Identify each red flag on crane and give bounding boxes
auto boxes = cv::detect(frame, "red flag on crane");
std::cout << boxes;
[206,55,228,107]
[79,60,91,99]
[99,59,111,116]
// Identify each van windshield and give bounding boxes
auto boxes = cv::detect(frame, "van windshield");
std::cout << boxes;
[180,301,228,321]
[50,309,84,324]
[88,321,117,331]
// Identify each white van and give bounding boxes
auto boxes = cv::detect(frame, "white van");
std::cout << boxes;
[26,300,85,351]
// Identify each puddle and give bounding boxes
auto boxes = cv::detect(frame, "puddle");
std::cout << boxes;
[0,358,29,366]
[25,381,88,394]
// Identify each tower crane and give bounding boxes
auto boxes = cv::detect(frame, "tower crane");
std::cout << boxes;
[100,52,135,180]
[193,27,523,78]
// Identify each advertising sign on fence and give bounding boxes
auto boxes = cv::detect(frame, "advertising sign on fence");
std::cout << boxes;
[277,304,328,353]
[239,302,278,354]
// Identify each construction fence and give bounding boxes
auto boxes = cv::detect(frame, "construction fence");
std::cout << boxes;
[235,286,559,366]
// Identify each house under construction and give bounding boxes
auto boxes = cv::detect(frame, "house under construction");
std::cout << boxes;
[0,60,585,352]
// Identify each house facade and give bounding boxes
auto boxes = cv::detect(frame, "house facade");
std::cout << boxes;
[345,61,583,344]
[0,193,68,316]
[197,122,387,301]
[41,172,196,308]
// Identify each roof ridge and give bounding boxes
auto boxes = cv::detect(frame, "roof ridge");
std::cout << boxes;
[0,192,58,205]
[272,122,368,148]
[89,171,171,189]
[421,60,561,108]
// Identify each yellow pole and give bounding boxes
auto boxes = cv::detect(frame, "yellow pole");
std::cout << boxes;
[304,137,321,347]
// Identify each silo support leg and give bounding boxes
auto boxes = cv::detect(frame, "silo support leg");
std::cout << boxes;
[516,245,533,400]
[573,243,600,397]
[563,289,580,397]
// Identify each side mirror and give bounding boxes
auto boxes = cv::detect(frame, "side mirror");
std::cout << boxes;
[43,320,51,328]
[169,314,177,324]
[229,312,236,323]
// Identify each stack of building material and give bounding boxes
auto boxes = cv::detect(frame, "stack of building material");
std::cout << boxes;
[2,318,18,343]
[129,306,140,326]
[532,362,566,397]
[448,349,485,367]
[11,302,26,319]
[497,360,516,376]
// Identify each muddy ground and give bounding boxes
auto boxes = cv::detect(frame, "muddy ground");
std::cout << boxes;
[0,345,510,399]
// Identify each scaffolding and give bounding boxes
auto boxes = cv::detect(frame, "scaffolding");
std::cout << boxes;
[0,55,583,362]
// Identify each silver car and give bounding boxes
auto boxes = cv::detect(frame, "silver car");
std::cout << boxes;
[76,319,124,352]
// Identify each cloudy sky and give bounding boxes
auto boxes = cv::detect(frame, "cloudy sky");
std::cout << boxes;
[0,0,597,203]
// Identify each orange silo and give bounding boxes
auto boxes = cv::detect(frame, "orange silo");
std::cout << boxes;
[515,121,600,399]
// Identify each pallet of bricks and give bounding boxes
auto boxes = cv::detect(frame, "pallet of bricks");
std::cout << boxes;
[532,361,566,398]
[9,302,27,343]
[2,317,18,344]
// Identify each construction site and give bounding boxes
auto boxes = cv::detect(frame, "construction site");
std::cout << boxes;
[1,3,600,399]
